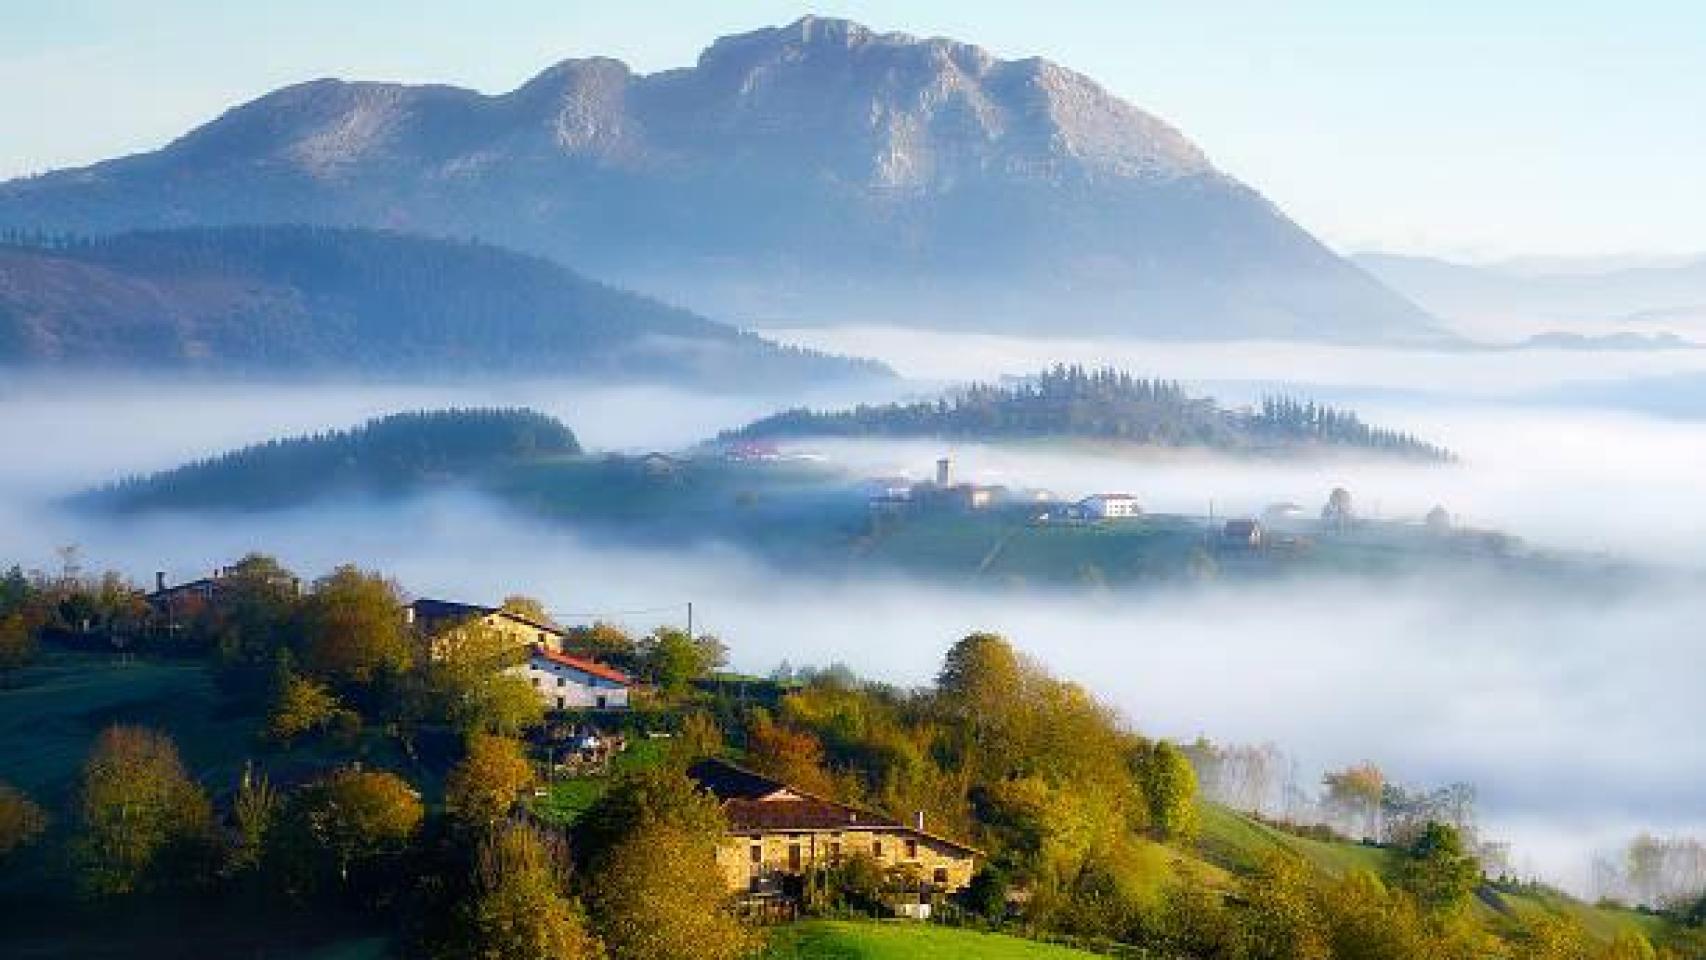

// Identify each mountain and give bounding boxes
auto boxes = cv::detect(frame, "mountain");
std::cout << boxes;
[0,17,1437,343]
[0,225,889,387]
[1356,251,1706,338]
[723,365,1454,461]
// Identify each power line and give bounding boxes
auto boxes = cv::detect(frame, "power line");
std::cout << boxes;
[549,602,690,620]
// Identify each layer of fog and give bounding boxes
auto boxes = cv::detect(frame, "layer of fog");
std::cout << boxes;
[5,371,1706,894]
[0,374,905,500]
[764,324,1706,402]
[795,400,1706,565]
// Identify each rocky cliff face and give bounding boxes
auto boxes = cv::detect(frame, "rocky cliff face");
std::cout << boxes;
[0,17,1438,342]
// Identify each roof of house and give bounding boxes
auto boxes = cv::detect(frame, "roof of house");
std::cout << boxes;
[410,598,567,637]
[1223,519,1262,536]
[530,646,631,686]
[1083,493,1139,501]
[686,759,980,854]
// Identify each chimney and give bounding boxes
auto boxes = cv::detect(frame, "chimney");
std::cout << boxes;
[155,571,166,593]
[915,810,925,832]
[935,458,951,487]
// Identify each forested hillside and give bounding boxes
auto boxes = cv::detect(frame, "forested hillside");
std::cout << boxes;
[0,560,1693,958]
[726,365,1454,461]
[0,226,889,388]
[87,408,578,511]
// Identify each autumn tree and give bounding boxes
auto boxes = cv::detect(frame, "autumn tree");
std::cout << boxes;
[1395,821,1481,915]
[1317,870,1430,960]
[1240,853,1329,960]
[464,824,604,960]
[637,627,726,696]
[0,780,47,863]
[267,661,343,744]
[585,820,753,960]
[76,726,215,895]
[298,565,410,685]
[1134,740,1200,841]
[573,766,726,872]
[446,733,535,829]
[229,766,279,875]
[501,594,552,623]
[425,620,542,735]
[563,622,639,671]
[0,610,38,685]
[935,632,1031,776]
[674,710,724,763]
[745,708,835,796]
[1324,762,1385,841]
[204,554,303,692]
[270,768,423,899]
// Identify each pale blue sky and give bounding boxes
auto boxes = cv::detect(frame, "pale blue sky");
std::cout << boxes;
[3,1,1702,260]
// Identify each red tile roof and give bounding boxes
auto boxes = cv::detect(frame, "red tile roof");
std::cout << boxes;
[531,646,631,685]
[686,760,981,854]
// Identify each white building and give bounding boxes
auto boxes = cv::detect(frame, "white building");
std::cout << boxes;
[1079,494,1142,520]
[521,646,632,711]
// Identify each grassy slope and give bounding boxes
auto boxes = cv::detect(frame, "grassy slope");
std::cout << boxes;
[766,920,1098,959]
[1197,803,1664,944]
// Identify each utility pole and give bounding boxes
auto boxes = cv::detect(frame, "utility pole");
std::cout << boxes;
[686,601,694,640]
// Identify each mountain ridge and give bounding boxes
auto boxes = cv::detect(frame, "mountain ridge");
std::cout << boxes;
[0,225,890,387]
[0,16,1439,343]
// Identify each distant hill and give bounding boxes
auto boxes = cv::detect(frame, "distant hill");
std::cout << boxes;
[86,408,580,512]
[0,226,888,387]
[1356,251,1706,337]
[723,365,1454,461]
[0,17,1438,343]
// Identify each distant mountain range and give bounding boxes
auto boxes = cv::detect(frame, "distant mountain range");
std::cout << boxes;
[0,17,1437,344]
[1356,251,1706,338]
[0,226,887,387]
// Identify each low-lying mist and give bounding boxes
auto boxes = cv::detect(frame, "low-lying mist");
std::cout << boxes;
[4,365,1705,895]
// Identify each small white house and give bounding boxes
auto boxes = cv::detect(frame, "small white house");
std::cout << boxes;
[521,646,632,711]
[1079,494,1142,520]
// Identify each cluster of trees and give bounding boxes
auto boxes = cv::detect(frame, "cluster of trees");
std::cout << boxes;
[1251,396,1455,462]
[0,553,763,959]
[8,717,751,960]
[91,408,581,512]
[675,635,1687,958]
[0,225,888,385]
[0,555,151,680]
[726,364,1453,461]
[1595,834,1706,911]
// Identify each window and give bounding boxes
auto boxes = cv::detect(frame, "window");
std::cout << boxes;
[934,867,949,884]
[750,844,762,864]
[829,842,841,859]
[555,697,564,710]
[596,695,607,709]
[872,840,883,858]
[906,839,918,860]
[787,843,802,872]
[556,677,565,687]
[531,677,539,687]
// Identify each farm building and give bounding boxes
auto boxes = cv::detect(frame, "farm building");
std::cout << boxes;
[1221,518,1265,549]
[523,646,631,711]
[406,597,568,657]
[688,759,979,910]
[1078,493,1142,519]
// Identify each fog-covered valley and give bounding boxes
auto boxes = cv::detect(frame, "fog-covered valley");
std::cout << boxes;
[5,342,1706,894]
